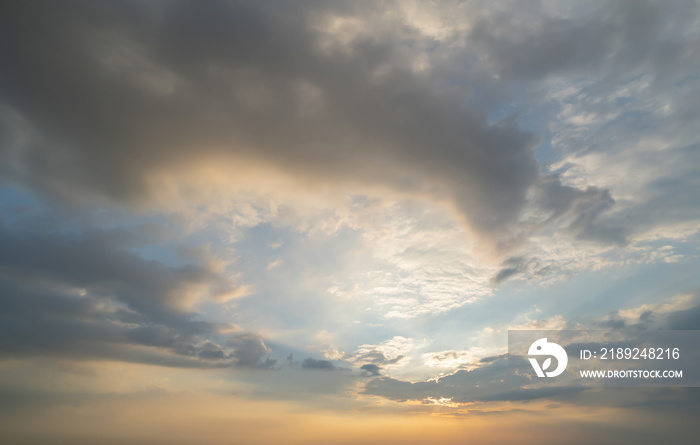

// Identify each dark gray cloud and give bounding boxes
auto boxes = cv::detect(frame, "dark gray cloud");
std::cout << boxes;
[535,174,627,245]
[230,334,278,369]
[364,325,700,406]
[301,358,336,371]
[362,355,587,403]
[611,144,700,236]
[0,221,225,322]
[0,0,697,262]
[490,255,555,285]
[0,215,274,369]
[666,304,700,330]
[588,294,700,331]
[353,350,406,368]
[591,308,656,331]
[360,364,381,377]
[0,0,623,250]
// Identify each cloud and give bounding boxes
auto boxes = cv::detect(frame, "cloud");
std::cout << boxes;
[534,174,627,245]
[593,293,698,330]
[0,219,236,318]
[469,0,698,82]
[301,358,336,371]
[490,255,555,285]
[362,354,586,404]
[666,303,700,330]
[0,0,629,256]
[351,336,413,368]
[0,215,273,369]
[360,364,381,377]
[0,3,699,441]
[4,1,697,331]
[230,334,278,369]
[422,349,484,369]
[362,315,700,406]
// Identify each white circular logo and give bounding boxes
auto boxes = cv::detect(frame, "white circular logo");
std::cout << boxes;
[528,338,568,377]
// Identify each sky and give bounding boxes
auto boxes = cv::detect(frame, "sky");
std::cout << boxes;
[1,0,700,443]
